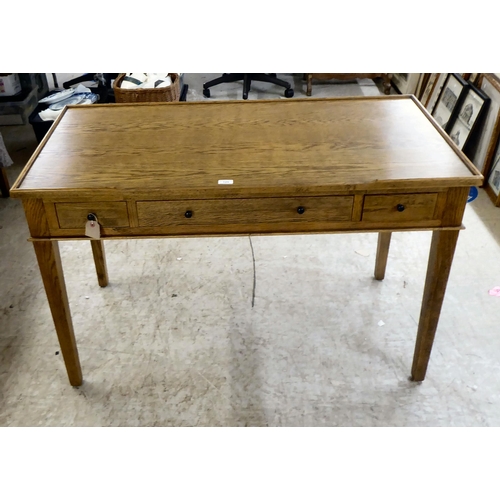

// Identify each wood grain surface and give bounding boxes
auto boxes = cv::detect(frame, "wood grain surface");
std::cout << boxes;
[362,193,438,223]
[10,96,482,201]
[55,202,129,229]
[411,230,461,381]
[90,240,108,287]
[374,232,392,280]
[137,196,354,227]
[32,240,82,386]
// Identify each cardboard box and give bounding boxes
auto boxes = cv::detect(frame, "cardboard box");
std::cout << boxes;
[0,74,22,96]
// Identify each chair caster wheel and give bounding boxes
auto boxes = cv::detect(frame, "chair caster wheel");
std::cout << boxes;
[203,88,210,98]
[284,88,294,98]
[243,93,248,100]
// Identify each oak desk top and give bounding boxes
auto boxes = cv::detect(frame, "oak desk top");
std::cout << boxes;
[11,95,483,201]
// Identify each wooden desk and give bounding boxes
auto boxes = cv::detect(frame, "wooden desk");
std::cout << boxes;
[10,96,483,386]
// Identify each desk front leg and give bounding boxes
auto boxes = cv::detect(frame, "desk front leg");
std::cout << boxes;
[33,240,83,386]
[411,230,460,381]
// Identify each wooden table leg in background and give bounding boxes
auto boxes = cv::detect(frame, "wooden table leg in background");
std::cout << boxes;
[33,240,83,386]
[374,232,392,280]
[411,230,460,381]
[90,240,109,287]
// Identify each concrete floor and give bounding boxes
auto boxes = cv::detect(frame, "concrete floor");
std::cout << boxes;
[1,74,500,426]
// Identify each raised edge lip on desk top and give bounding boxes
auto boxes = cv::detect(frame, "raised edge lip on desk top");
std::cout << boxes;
[10,95,483,198]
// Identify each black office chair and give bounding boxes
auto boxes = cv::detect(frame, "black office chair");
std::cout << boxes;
[203,73,294,100]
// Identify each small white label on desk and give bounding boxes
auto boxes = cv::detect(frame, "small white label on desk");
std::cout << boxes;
[218,180,233,185]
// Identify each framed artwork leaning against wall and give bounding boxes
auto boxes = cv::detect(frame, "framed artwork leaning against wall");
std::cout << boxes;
[426,73,448,114]
[482,82,500,206]
[486,140,500,204]
[432,73,469,130]
[447,84,490,152]
[416,74,431,100]
[421,73,440,108]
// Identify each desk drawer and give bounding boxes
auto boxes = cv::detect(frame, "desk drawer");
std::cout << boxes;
[362,193,438,223]
[55,202,129,229]
[137,196,354,227]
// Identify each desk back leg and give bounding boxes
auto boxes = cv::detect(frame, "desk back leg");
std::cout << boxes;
[374,232,392,280]
[33,240,83,386]
[90,240,109,287]
[411,229,460,381]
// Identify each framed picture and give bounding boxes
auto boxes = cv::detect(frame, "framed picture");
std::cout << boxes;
[421,73,440,108]
[482,100,500,205]
[416,74,431,100]
[486,140,500,202]
[471,74,500,178]
[391,73,420,95]
[485,73,500,93]
[447,85,490,152]
[431,73,469,130]
[426,73,448,114]
[462,73,482,86]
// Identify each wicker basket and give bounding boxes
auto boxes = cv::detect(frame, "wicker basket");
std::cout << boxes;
[113,73,180,103]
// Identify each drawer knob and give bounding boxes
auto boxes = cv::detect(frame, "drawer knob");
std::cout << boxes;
[397,204,405,212]
[87,213,97,221]
[297,206,306,215]
[185,210,193,218]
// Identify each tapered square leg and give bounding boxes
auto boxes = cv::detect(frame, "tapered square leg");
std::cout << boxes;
[411,230,460,381]
[33,241,83,386]
[90,240,108,287]
[374,232,392,280]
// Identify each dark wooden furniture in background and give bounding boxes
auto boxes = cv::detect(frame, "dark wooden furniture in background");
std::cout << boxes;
[306,73,392,96]
[11,96,482,386]
[0,166,9,197]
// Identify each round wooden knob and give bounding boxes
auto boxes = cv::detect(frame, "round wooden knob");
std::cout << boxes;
[297,206,305,214]
[185,210,193,218]
[397,204,405,212]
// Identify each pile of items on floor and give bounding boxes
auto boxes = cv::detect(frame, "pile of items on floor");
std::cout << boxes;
[38,84,98,121]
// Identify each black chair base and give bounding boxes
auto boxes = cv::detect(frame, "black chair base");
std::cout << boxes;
[203,73,294,100]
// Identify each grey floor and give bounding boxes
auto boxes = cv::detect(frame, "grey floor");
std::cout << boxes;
[1,74,499,426]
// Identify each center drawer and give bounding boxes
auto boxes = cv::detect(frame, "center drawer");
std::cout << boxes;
[137,196,354,227]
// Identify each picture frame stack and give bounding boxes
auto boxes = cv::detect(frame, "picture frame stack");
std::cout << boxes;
[419,73,500,206]
[426,73,490,157]
[479,75,500,206]
[485,138,500,205]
